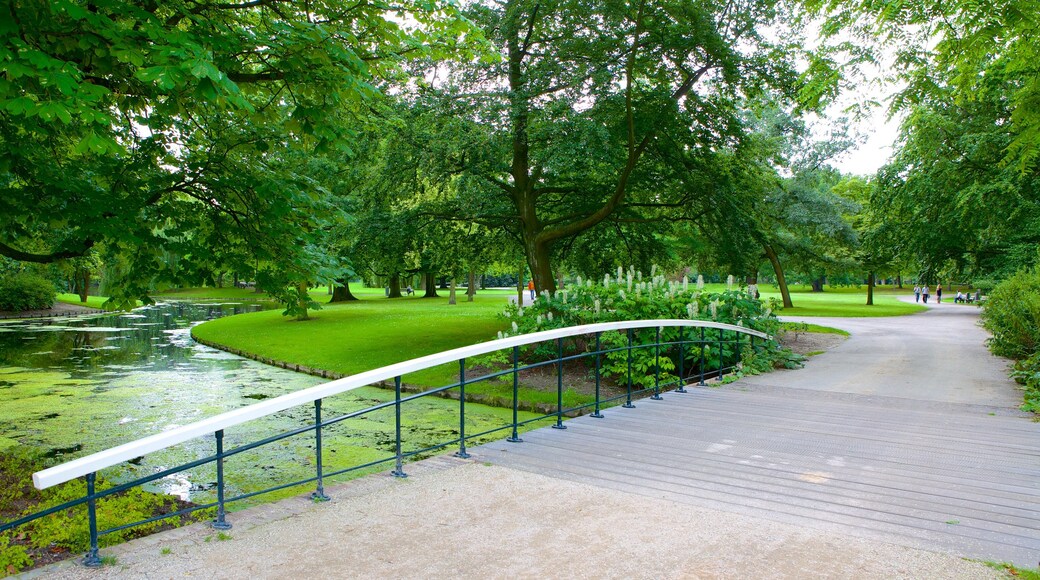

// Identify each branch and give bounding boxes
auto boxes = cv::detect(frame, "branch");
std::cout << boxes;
[226,71,287,83]
[0,239,95,263]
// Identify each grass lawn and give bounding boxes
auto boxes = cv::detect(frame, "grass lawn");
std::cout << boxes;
[760,284,926,317]
[55,293,113,309]
[191,292,515,388]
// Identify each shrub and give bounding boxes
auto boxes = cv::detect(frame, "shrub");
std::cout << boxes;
[0,274,56,312]
[1010,353,1040,413]
[980,267,1040,360]
[0,449,199,575]
[499,268,788,388]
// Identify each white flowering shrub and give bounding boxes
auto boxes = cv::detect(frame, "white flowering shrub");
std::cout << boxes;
[500,268,785,388]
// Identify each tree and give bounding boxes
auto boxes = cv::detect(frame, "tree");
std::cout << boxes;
[409,0,819,293]
[0,0,475,308]
[808,0,1040,172]
[872,59,1040,283]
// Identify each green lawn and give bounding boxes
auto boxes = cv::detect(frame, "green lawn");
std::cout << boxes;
[191,292,515,387]
[55,293,113,309]
[761,284,926,317]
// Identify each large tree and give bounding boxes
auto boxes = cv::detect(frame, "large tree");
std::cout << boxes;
[0,0,472,307]
[408,0,818,292]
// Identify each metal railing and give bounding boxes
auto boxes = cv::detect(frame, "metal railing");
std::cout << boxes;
[2,319,771,566]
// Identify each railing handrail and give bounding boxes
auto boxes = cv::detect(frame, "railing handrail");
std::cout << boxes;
[33,318,769,490]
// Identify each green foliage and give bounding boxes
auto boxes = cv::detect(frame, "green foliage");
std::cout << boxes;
[0,273,55,311]
[980,267,1040,360]
[0,449,193,574]
[981,266,1040,412]
[1010,353,1040,413]
[0,0,483,314]
[500,269,786,387]
[0,535,31,577]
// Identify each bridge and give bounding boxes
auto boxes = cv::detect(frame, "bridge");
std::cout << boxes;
[14,308,1040,577]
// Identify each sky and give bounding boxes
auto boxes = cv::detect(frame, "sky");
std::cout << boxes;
[831,109,903,176]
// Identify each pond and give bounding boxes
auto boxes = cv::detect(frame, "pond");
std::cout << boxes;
[0,302,522,504]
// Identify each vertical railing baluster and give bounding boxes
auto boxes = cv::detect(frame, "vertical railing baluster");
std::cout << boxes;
[591,332,604,418]
[212,430,232,530]
[507,346,523,442]
[553,338,567,429]
[623,329,635,408]
[311,399,329,501]
[456,359,471,457]
[391,376,407,478]
[717,329,725,381]
[698,327,707,386]
[83,472,101,567]
[651,326,663,400]
[676,326,687,393]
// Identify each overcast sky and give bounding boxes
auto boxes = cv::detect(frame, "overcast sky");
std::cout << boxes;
[831,110,902,176]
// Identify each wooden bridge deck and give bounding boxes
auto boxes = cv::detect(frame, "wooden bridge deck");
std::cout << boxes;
[479,384,1040,568]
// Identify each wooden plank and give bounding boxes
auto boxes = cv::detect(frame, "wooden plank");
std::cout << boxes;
[479,385,1040,567]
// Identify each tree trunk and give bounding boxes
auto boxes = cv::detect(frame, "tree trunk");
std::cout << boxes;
[423,272,439,298]
[466,270,476,302]
[896,274,903,289]
[296,281,310,320]
[525,238,556,294]
[330,278,359,302]
[438,276,449,289]
[516,266,524,306]
[448,278,457,305]
[233,272,239,288]
[763,244,793,308]
[77,269,90,303]
[216,271,224,288]
[388,274,403,298]
[811,277,824,292]
[479,274,486,290]
[866,271,875,306]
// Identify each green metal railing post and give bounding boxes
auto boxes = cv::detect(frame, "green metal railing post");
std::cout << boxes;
[83,472,101,567]
[507,346,523,442]
[552,338,567,429]
[591,332,604,418]
[391,376,408,478]
[623,329,635,408]
[212,430,232,530]
[651,327,663,400]
[311,399,329,501]
[456,359,471,457]
[717,329,725,381]
[676,326,687,393]
[698,327,707,386]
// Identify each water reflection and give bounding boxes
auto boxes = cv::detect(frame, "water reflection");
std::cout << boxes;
[0,302,268,373]
[0,302,328,500]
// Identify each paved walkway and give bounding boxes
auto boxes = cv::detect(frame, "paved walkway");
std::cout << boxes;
[31,303,1037,579]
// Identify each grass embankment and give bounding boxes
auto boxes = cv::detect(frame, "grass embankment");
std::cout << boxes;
[191,291,529,392]
[54,293,110,309]
[780,322,851,336]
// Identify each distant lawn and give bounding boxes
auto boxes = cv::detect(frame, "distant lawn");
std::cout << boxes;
[55,293,114,309]
[156,285,515,304]
[760,284,925,317]
[191,292,514,387]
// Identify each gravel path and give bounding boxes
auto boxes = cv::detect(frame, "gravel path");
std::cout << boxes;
[25,301,1028,579]
[31,457,1001,580]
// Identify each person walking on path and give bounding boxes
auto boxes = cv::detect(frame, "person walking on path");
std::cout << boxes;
[937,284,943,303]
[922,285,930,303]
[527,279,535,300]
[914,285,921,302]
